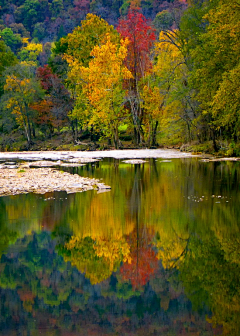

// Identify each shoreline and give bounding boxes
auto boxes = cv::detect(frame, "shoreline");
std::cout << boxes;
[0,149,197,198]
[1,149,239,198]
[0,149,201,161]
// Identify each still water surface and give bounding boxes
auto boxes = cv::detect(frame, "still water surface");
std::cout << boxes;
[0,158,240,335]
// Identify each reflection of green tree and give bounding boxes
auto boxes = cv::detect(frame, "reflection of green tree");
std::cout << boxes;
[178,234,240,335]
[115,280,141,300]
[0,228,18,259]
[0,199,19,258]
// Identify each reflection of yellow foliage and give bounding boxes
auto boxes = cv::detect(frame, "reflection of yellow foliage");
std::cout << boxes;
[5,196,46,237]
[139,163,185,225]
[94,238,132,270]
[23,300,34,312]
[65,235,131,283]
[69,192,135,241]
[63,252,112,285]
[64,236,116,284]
[154,227,189,269]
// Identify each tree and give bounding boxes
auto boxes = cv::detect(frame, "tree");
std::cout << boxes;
[3,64,44,147]
[18,38,43,66]
[153,10,174,34]
[140,77,163,146]
[176,0,220,147]
[15,0,41,32]
[211,64,240,143]
[117,9,156,145]
[154,30,195,144]
[80,35,132,148]
[49,0,64,17]
[36,64,73,134]
[0,40,18,96]
[63,13,119,67]
[189,0,240,143]
[63,14,120,136]
[0,27,22,52]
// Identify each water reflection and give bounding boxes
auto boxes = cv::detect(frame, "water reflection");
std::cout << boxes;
[0,158,239,335]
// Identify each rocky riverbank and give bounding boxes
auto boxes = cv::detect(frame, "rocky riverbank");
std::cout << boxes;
[0,149,195,197]
[0,167,110,197]
[1,148,238,197]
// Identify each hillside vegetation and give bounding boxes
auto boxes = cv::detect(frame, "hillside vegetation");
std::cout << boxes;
[0,0,239,155]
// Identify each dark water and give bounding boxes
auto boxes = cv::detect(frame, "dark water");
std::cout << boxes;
[0,158,240,336]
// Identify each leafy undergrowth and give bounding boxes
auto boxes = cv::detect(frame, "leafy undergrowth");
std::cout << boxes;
[0,129,138,152]
[180,141,240,157]
[1,129,239,157]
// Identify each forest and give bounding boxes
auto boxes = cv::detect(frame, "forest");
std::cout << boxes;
[0,0,239,155]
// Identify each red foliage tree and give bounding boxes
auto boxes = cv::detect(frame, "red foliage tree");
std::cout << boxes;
[36,64,58,94]
[31,99,54,134]
[36,65,73,131]
[117,9,156,145]
[117,9,156,87]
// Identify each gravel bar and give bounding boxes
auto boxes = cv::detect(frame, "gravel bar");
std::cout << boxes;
[0,167,110,197]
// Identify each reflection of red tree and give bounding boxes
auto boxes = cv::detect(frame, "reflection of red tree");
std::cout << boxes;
[17,288,36,302]
[120,227,158,289]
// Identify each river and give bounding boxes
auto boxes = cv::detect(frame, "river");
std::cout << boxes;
[0,157,239,335]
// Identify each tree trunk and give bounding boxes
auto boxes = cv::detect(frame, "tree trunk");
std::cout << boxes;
[151,121,159,147]
[71,120,76,142]
[113,127,119,149]
[133,126,141,147]
[32,123,36,138]
[211,128,218,152]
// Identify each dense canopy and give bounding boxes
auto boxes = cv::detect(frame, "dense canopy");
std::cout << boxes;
[0,0,239,155]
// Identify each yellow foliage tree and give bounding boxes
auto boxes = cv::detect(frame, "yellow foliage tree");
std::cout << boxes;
[63,14,120,129]
[18,38,43,66]
[140,79,164,146]
[80,35,132,148]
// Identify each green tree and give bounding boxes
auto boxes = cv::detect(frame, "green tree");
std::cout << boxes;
[189,0,240,143]
[0,40,18,95]
[0,27,22,52]
[153,10,174,34]
[2,63,44,148]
